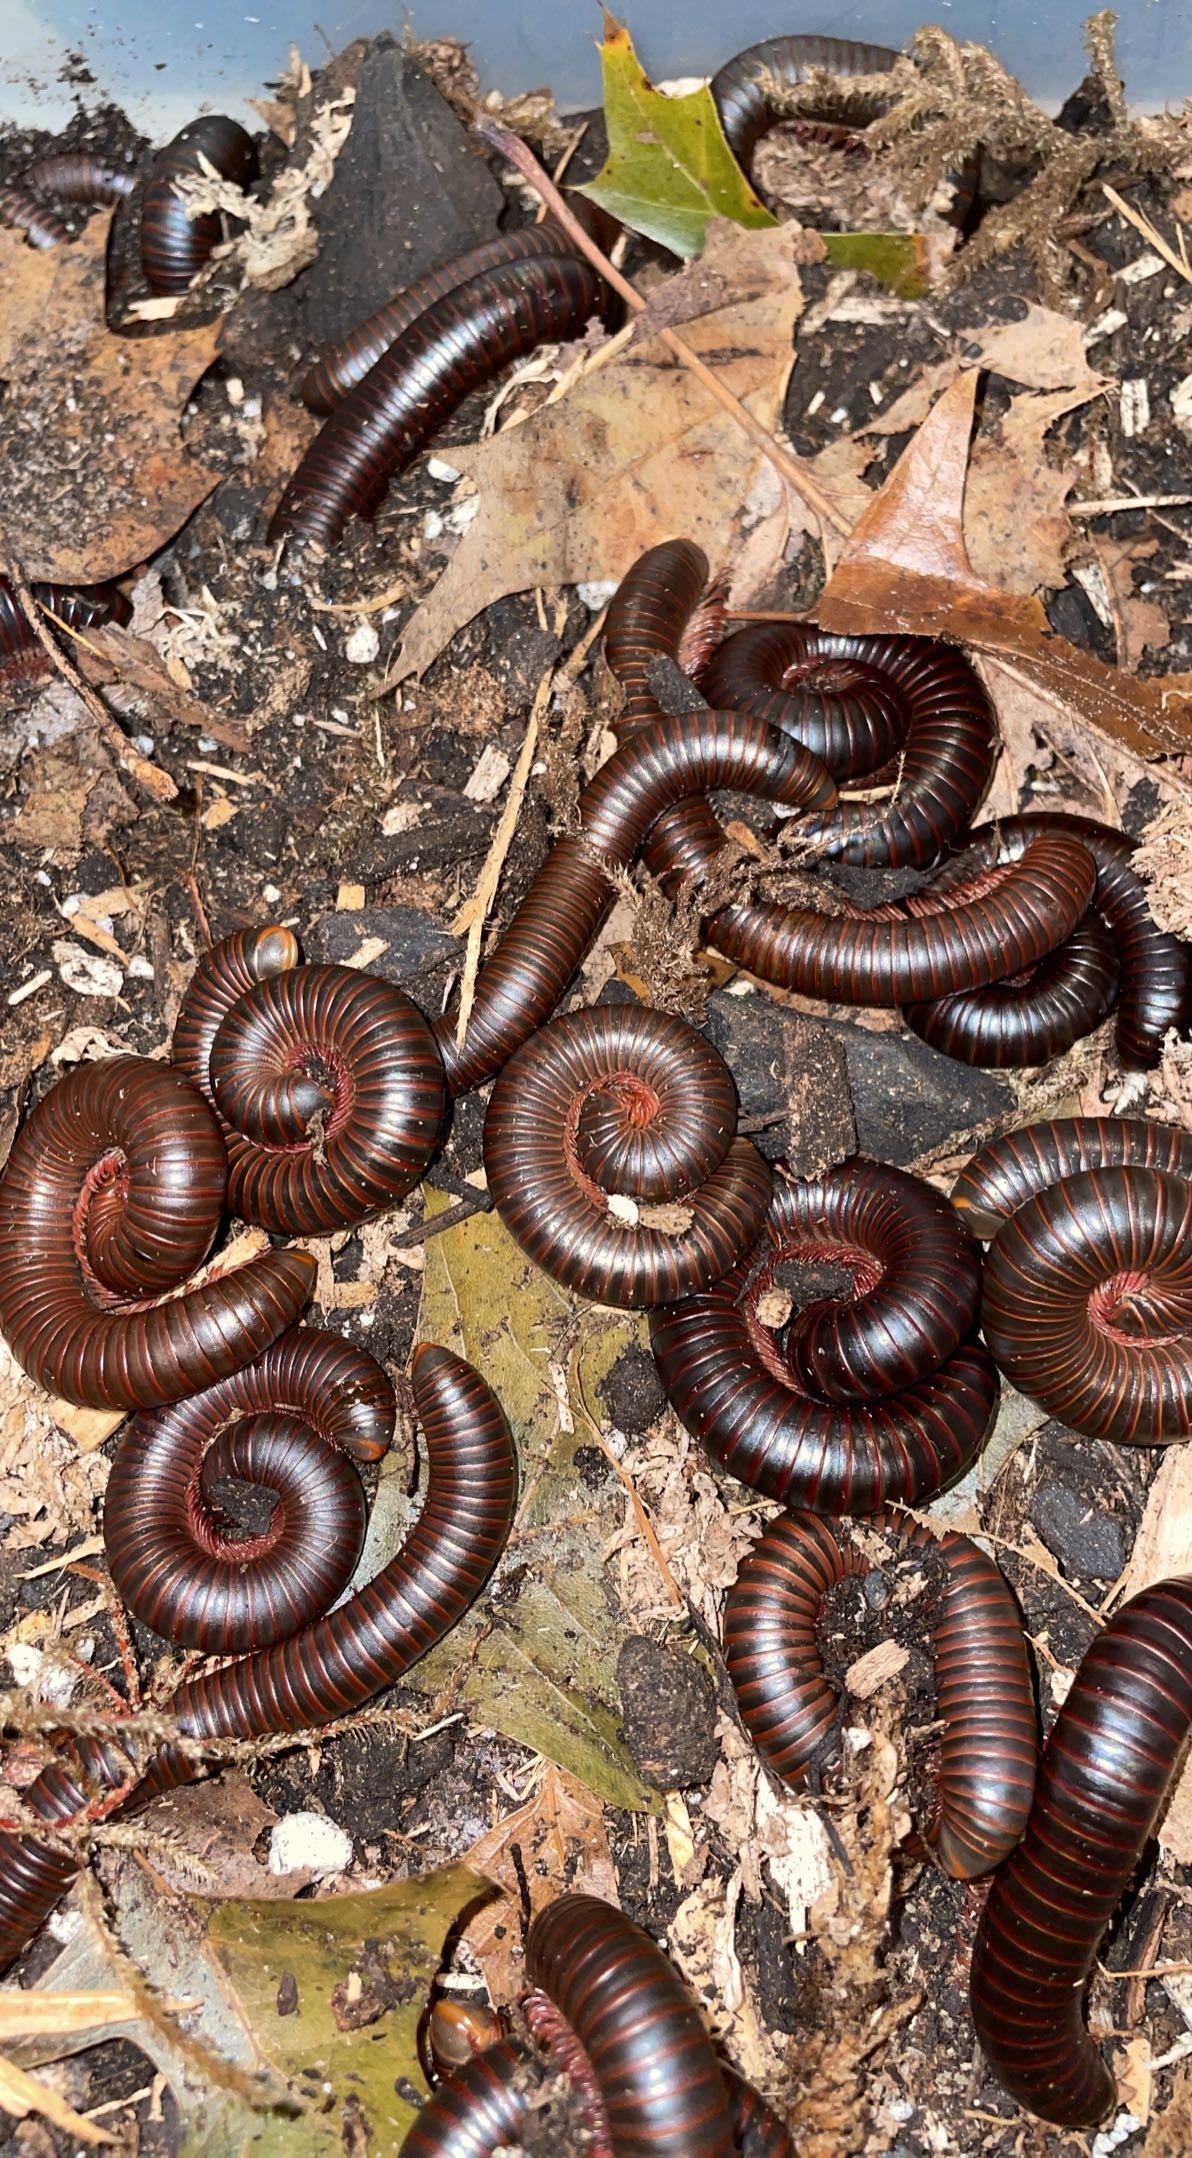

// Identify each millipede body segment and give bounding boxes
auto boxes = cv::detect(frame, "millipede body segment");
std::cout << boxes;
[140,115,259,292]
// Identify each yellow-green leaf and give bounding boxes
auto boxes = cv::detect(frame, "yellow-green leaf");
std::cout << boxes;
[206,1865,490,2155]
[577,9,778,256]
[370,1187,658,1811]
[821,230,933,298]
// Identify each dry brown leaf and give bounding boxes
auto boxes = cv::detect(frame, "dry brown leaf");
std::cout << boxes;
[137,1772,313,1900]
[1090,532,1172,669]
[0,217,222,583]
[967,302,1106,396]
[966,384,1101,596]
[10,755,93,858]
[458,1763,617,2003]
[384,222,814,685]
[818,368,1192,768]
[79,626,250,754]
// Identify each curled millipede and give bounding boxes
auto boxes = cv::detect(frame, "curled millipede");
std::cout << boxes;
[103,1328,395,1654]
[701,618,998,869]
[140,115,259,293]
[0,1342,516,1970]
[0,1056,314,1409]
[954,1117,1192,1442]
[650,1158,998,1512]
[903,909,1119,1068]
[437,710,837,1097]
[402,2038,530,2157]
[23,152,135,205]
[724,1509,1036,1877]
[483,1004,772,1308]
[270,252,608,552]
[301,199,619,412]
[172,926,447,1235]
[710,34,900,177]
[0,578,131,665]
[924,813,1192,1068]
[0,183,67,248]
[971,1575,1192,2126]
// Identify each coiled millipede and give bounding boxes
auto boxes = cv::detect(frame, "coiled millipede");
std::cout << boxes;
[402,1893,793,2156]
[971,1575,1192,2127]
[954,1116,1192,1441]
[723,1509,1036,1878]
[483,1003,772,1307]
[710,34,900,179]
[650,1158,997,1512]
[0,1341,516,1970]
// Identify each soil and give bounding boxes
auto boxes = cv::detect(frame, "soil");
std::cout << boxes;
[0,26,1190,2158]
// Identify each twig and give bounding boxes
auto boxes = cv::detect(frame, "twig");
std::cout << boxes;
[1102,182,1192,287]
[0,555,176,803]
[392,1191,492,1249]
[473,117,853,541]
[1070,492,1192,516]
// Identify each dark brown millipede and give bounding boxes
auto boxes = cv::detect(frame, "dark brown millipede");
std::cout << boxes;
[903,909,1119,1068]
[0,1055,315,1409]
[270,252,608,552]
[971,1575,1192,2126]
[0,577,131,665]
[0,1342,516,1971]
[651,1157,996,1512]
[23,152,135,205]
[483,1003,772,1308]
[954,1117,1192,1441]
[171,926,447,1234]
[723,1509,1036,1877]
[103,1328,395,1654]
[140,115,259,293]
[926,813,1192,1068]
[0,182,68,247]
[710,34,901,178]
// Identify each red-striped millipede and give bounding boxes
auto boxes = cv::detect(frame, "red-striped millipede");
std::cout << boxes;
[0,578,131,665]
[953,1116,1192,1441]
[483,1004,772,1308]
[140,115,259,294]
[269,252,608,552]
[103,1328,395,1653]
[650,1159,998,1512]
[970,1575,1192,2126]
[22,152,136,205]
[436,710,837,1096]
[0,1056,315,1409]
[700,617,998,869]
[922,813,1192,1068]
[0,182,68,247]
[903,909,1119,1068]
[301,199,620,413]
[0,1342,516,1971]
[723,1509,1036,1877]
[709,35,900,177]
[171,926,448,1235]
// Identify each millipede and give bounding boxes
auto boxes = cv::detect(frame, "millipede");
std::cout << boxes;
[483,1003,772,1307]
[0,1341,516,1970]
[23,151,135,205]
[171,925,448,1235]
[710,34,900,177]
[0,182,68,247]
[270,252,609,552]
[971,1574,1192,2126]
[954,1116,1192,1441]
[140,115,259,294]
[650,1157,998,1512]
[723,1509,1036,1877]
[903,909,1119,1068]
[0,1056,315,1409]
[0,577,131,666]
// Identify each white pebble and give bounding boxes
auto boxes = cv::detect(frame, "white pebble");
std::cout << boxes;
[577,579,618,611]
[269,1811,353,1878]
[345,620,380,665]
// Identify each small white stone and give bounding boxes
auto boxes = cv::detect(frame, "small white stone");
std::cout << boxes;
[7,1644,78,1708]
[577,579,619,611]
[262,882,282,904]
[127,955,155,980]
[425,456,462,482]
[344,620,380,665]
[268,1811,353,1878]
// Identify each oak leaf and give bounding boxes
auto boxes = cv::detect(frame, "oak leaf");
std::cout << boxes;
[0,215,223,582]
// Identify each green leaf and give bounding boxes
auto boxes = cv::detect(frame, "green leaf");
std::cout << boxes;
[205,1865,491,2155]
[820,230,933,298]
[577,8,778,257]
[368,1187,658,1812]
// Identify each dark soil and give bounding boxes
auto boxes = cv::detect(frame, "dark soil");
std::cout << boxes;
[0,28,1190,2158]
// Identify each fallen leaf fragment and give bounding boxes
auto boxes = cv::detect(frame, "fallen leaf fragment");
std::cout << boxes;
[0,217,222,582]
[458,1763,617,2003]
[818,368,1192,766]
[577,10,775,257]
[384,220,812,684]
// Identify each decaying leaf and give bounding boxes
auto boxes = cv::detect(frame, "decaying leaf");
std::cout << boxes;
[818,368,1192,768]
[577,11,776,257]
[384,220,813,684]
[457,1763,617,2002]
[0,216,222,583]
[209,1864,489,2149]
[374,1189,655,1810]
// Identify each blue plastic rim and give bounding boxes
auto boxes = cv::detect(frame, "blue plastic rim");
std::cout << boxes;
[3,2,1188,133]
